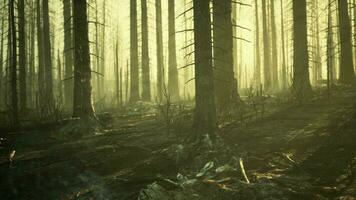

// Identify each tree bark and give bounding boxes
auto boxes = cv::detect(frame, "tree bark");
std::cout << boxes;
[255,0,261,88]
[168,0,179,101]
[338,0,355,84]
[280,0,287,90]
[18,0,27,111]
[156,0,164,102]
[63,0,73,108]
[292,0,312,100]
[270,0,279,90]
[9,0,19,125]
[193,0,217,140]
[262,0,272,91]
[42,0,54,107]
[141,0,151,101]
[36,0,45,109]
[0,11,4,107]
[130,0,139,102]
[213,0,238,112]
[72,0,95,119]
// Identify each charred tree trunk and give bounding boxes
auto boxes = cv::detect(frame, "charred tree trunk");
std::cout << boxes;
[193,0,217,140]
[327,0,335,85]
[213,0,238,112]
[262,0,272,91]
[28,1,36,108]
[280,0,287,90]
[72,0,95,119]
[141,0,151,101]
[42,0,54,107]
[0,11,4,107]
[168,0,179,101]
[9,0,19,125]
[270,0,279,90]
[36,0,45,109]
[100,0,106,99]
[255,0,261,88]
[292,0,312,100]
[337,0,355,84]
[130,0,139,102]
[18,0,27,111]
[63,0,73,108]
[156,0,164,102]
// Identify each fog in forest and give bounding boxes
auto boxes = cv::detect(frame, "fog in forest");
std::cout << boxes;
[0,0,356,199]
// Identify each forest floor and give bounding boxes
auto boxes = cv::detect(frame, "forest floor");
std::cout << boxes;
[0,86,356,200]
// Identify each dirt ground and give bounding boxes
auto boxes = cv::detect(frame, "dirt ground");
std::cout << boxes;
[0,86,355,199]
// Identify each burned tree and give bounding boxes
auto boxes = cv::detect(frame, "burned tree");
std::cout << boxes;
[130,0,139,102]
[156,0,164,102]
[18,0,27,111]
[270,0,279,90]
[213,0,238,112]
[72,0,95,119]
[192,0,217,140]
[168,0,179,101]
[63,0,73,108]
[337,0,355,84]
[292,0,312,99]
[262,0,272,91]
[141,0,151,101]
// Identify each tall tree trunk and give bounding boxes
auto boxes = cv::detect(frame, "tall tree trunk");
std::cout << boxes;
[42,0,54,107]
[57,50,63,102]
[100,0,106,100]
[168,0,179,101]
[18,0,27,111]
[36,0,45,109]
[193,0,217,140]
[315,0,322,86]
[141,0,151,101]
[130,0,139,102]
[115,37,120,107]
[338,0,355,84]
[94,0,100,102]
[63,0,73,109]
[255,0,261,88]
[0,11,4,107]
[270,0,279,90]
[9,0,19,125]
[72,0,95,119]
[280,0,287,90]
[232,3,238,92]
[156,0,164,102]
[213,0,238,112]
[262,0,272,91]
[327,0,335,93]
[354,0,356,69]
[292,0,312,100]
[28,0,35,108]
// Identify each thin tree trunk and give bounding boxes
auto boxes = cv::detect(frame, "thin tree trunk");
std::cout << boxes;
[72,0,95,119]
[36,0,45,109]
[156,0,164,102]
[28,0,36,108]
[338,0,355,84]
[100,0,106,100]
[280,0,286,90]
[63,0,73,108]
[0,11,4,107]
[18,0,27,111]
[126,60,129,103]
[193,0,217,140]
[292,0,312,100]
[315,0,322,86]
[168,0,179,101]
[270,0,279,90]
[42,0,54,107]
[130,0,139,102]
[327,0,335,85]
[141,0,151,101]
[255,0,261,88]
[115,37,120,107]
[57,50,63,103]
[9,0,19,125]
[262,0,272,91]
